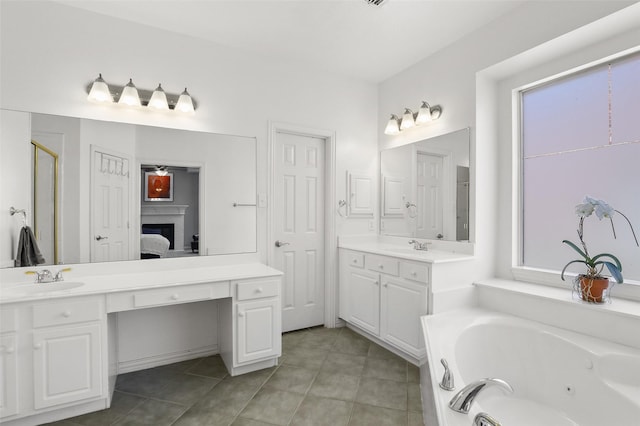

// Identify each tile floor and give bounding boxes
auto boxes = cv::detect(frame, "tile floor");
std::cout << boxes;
[48,326,425,426]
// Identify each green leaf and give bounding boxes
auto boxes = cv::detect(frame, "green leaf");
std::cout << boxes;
[561,259,587,281]
[592,253,622,272]
[562,240,588,260]
[600,261,623,283]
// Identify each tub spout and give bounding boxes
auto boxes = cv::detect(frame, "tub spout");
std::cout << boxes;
[448,378,513,414]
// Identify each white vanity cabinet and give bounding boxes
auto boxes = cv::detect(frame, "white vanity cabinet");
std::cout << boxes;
[1,296,107,424]
[220,277,282,375]
[0,307,18,418]
[31,298,105,409]
[339,249,429,360]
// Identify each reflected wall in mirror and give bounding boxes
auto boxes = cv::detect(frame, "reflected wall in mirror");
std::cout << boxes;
[1,109,257,268]
[380,127,470,241]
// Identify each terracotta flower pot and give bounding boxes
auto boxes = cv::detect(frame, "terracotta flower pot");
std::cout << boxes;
[579,275,610,303]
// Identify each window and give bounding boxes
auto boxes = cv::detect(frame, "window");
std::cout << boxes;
[520,53,640,282]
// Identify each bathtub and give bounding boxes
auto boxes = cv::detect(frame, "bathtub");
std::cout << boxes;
[421,308,640,426]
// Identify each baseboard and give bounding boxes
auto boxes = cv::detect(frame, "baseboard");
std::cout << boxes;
[117,344,219,374]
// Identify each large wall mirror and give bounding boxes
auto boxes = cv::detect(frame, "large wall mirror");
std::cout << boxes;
[3,111,257,268]
[380,127,470,241]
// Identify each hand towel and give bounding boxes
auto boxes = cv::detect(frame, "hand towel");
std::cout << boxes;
[15,226,45,267]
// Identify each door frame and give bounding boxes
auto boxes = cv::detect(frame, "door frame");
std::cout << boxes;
[267,121,337,328]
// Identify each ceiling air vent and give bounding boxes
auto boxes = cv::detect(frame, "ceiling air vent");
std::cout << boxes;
[364,0,388,7]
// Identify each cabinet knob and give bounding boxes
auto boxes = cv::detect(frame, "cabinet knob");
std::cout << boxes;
[62,310,72,318]
[34,343,42,350]
[411,271,417,276]
[379,264,384,269]
[374,281,379,286]
[352,259,357,263]
[255,287,263,293]
[383,283,388,288]
[171,294,179,300]
[238,311,245,317]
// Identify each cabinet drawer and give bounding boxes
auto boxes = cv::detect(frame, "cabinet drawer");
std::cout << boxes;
[236,279,279,301]
[345,251,364,269]
[134,285,213,308]
[365,255,399,276]
[400,262,430,283]
[33,298,102,328]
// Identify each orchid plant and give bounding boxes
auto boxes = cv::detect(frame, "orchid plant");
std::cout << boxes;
[561,196,638,283]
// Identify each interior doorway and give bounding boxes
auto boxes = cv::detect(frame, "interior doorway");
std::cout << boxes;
[269,123,336,332]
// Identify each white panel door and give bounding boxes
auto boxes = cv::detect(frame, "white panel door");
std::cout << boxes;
[347,269,380,336]
[91,150,130,262]
[381,276,427,357]
[236,298,281,364]
[416,153,444,239]
[273,132,325,332]
[33,324,103,409]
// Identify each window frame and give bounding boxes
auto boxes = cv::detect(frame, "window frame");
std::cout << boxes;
[512,50,640,302]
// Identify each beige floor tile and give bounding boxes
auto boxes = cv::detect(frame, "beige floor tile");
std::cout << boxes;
[308,371,360,401]
[348,403,407,426]
[290,395,353,426]
[114,399,186,426]
[263,365,317,394]
[362,356,407,382]
[321,352,367,376]
[239,388,304,425]
[355,377,408,411]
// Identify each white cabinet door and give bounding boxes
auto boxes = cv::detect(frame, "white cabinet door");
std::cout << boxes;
[33,323,103,409]
[0,334,18,418]
[381,276,427,357]
[347,269,380,336]
[237,298,281,364]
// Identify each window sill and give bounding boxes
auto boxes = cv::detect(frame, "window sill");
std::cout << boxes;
[511,266,640,303]
[475,277,640,349]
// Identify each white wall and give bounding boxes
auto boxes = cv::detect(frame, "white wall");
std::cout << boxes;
[0,0,379,265]
[0,110,31,267]
[378,1,636,283]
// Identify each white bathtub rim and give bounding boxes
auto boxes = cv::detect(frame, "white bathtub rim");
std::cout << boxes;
[421,307,640,426]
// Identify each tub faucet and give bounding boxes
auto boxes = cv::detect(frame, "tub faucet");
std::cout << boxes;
[448,378,513,414]
[439,358,454,391]
[474,412,502,426]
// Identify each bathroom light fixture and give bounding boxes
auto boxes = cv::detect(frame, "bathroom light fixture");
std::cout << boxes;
[86,74,197,113]
[118,78,141,107]
[87,74,113,103]
[148,84,169,110]
[400,108,415,130]
[384,100,442,135]
[154,165,169,176]
[175,88,195,114]
[384,114,401,135]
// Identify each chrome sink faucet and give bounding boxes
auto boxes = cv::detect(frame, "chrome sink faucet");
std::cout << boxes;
[408,239,429,251]
[28,268,70,283]
[448,378,513,414]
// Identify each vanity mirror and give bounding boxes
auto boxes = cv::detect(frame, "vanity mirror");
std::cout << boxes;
[380,127,470,241]
[2,110,257,268]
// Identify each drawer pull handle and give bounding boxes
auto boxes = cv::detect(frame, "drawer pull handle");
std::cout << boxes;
[383,283,388,288]
[374,281,379,286]
[379,264,384,269]
[255,287,263,293]
[62,310,72,318]
[411,271,417,276]
[34,343,42,350]
[352,259,357,263]
[171,294,179,300]
[238,312,245,317]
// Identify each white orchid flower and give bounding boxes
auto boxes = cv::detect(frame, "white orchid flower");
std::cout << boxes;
[575,202,594,217]
[594,199,615,220]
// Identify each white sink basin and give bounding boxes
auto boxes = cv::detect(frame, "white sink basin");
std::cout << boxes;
[1,281,84,298]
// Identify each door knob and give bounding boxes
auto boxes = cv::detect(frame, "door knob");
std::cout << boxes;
[95,235,109,241]
[275,240,290,247]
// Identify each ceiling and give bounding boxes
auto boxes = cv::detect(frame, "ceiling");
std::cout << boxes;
[54,0,525,83]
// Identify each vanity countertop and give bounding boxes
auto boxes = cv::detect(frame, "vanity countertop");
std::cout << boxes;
[0,261,282,304]
[338,240,474,264]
